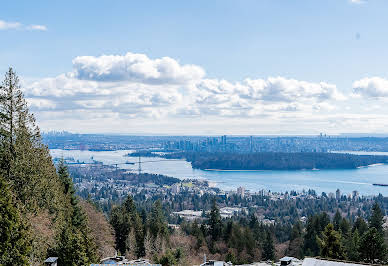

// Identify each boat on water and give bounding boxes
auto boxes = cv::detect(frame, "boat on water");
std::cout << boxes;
[373,183,388,187]
[125,161,135,165]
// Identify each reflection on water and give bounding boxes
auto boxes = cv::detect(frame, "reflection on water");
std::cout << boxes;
[50,149,388,196]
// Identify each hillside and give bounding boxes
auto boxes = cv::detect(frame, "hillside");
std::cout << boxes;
[0,68,99,265]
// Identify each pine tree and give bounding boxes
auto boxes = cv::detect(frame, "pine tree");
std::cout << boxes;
[262,231,275,261]
[110,195,145,257]
[0,175,31,266]
[148,200,168,239]
[0,67,25,178]
[352,217,368,236]
[369,202,384,235]
[359,227,386,263]
[317,223,345,260]
[209,198,222,242]
[55,161,97,265]
[333,210,342,231]
[303,215,321,256]
[0,67,67,214]
[346,230,360,262]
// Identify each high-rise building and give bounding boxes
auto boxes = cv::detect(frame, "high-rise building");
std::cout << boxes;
[336,189,341,200]
[171,183,181,194]
[221,135,227,145]
[352,190,360,200]
[237,186,245,197]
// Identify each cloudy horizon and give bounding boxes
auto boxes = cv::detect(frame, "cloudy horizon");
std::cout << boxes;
[2,0,388,135]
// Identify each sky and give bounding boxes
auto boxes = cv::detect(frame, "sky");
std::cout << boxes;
[1,0,388,135]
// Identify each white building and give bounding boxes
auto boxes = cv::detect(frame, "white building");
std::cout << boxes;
[237,186,245,197]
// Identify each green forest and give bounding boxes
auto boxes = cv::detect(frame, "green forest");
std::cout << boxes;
[0,68,105,265]
[108,194,387,265]
[160,151,388,170]
[1,68,388,265]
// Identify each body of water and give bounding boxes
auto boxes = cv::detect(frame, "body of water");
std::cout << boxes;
[50,149,388,196]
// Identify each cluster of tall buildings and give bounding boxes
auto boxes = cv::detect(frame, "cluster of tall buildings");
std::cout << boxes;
[163,135,236,152]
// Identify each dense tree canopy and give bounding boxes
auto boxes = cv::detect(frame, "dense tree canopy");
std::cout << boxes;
[0,68,98,265]
[163,151,388,170]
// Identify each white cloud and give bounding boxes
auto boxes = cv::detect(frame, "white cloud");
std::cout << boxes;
[349,0,366,4]
[22,51,370,134]
[26,98,56,110]
[26,24,47,31]
[0,19,47,31]
[0,20,21,30]
[72,52,205,84]
[353,77,388,98]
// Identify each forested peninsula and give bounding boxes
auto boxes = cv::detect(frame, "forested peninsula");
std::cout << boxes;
[136,151,388,170]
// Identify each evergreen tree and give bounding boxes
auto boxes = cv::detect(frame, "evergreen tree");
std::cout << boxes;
[0,68,98,264]
[333,210,342,231]
[0,175,31,265]
[208,199,222,242]
[55,161,97,265]
[288,222,303,258]
[369,202,384,235]
[148,200,168,239]
[359,227,386,263]
[110,195,145,257]
[262,231,275,261]
[346,230,360,262]
[317,223,345,260]
[339,218,350,237]
[110,207,129,255]
[352,217,368,236]
[303,215,321,256]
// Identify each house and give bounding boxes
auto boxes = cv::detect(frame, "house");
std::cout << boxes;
[280,257,295,265]
[44,257,58,266]
[200,260,233,266]
[90,256,161,266]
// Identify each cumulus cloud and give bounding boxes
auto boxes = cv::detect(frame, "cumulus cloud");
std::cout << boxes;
[192,77,344,116]
[353,77,388,98]
[0,19,47,31]
[22,51,354,133]
[72,52,205,84]
[26,98,56,110]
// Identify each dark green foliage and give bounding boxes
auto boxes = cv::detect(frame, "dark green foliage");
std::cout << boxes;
[148,200,168,239]
[303,213,330,256]
[369,202,384,235]
[55,161,98,265]
[333,210,342,231]
[0,68,100,264]
[209,199,222,242]
[359,227,386,263]
[0,175,31,266]
[287,222,303,258]
[110,195,139,255]
[225,252,238,264]
[317,223,345,260]
[346,230,360,262]
[167,151,388,170]
[352,217,368,236]
[110,195,148,258]
[262,231,275,261]
[154,249,183,266]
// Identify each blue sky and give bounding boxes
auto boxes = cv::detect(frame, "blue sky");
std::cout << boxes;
[1,0,388,134]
